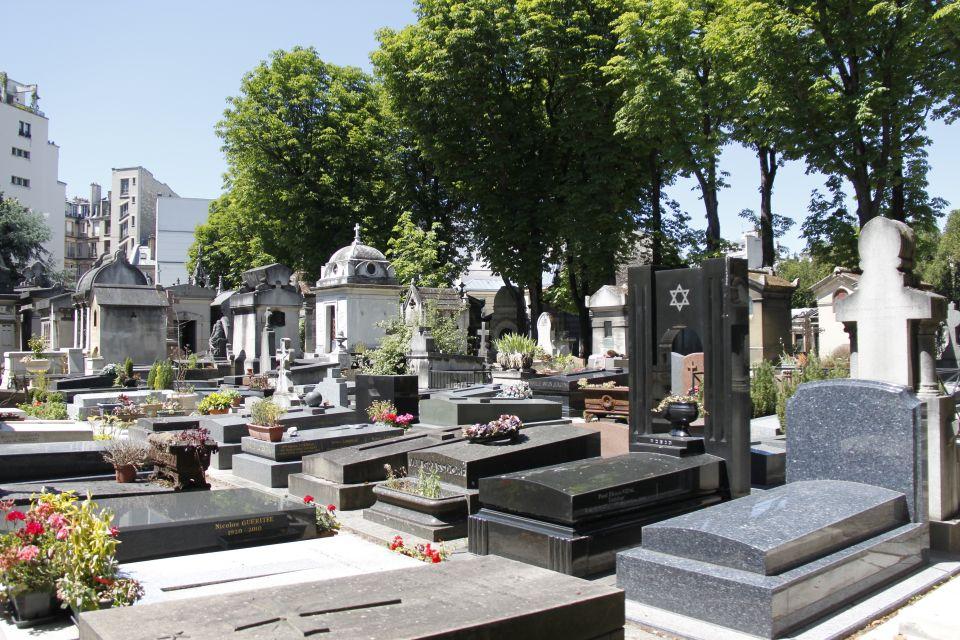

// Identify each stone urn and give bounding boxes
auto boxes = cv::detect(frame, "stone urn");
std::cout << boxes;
[304,388,323,408]
[114,464,137,483]
[22,358,51,374]
[664,401,699,438]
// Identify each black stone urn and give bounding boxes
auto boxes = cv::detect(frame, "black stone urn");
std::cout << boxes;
[664,401,698,438]
[304,388,323,407]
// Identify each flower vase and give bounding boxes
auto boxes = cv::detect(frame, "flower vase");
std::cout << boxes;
[664,401,699,438]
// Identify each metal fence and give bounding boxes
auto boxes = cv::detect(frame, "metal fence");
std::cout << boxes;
[428,369,492,390]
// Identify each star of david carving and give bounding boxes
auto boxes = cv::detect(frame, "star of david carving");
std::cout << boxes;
[669,284,691,312]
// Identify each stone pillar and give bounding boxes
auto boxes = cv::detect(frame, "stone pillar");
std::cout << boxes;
[73,306,79,348]
[916,320,940,399]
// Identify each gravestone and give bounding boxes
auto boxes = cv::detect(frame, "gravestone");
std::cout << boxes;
[364,424,600,539]
[834,216,959,544]
[629,258,751,498]
[536,312,554,356]
[0,441,112,481]
[679,352,704,394]
[0,420,93,444]
[468,259,752,574]
[417,396,564,428]
[355,374,419,419]
[100,488,316,562]
[527,369,628,417]
[231,423,402,488]
[288,431,456,510]
[617,379,929,638]
[77,556,624,640]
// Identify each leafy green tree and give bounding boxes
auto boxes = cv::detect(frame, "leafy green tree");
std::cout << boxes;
[777,255,833,308]
[918,209,960,301]
[0,193,51,281]
[187,193,274,289]
[799,178,861,270]
[217,47,393,278]
[729,0,957,227]
[610,0,736,252]
[386,211,458,287]
[376,0,649,351]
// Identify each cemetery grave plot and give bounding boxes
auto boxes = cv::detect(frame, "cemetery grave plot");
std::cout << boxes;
[469,258,752,575]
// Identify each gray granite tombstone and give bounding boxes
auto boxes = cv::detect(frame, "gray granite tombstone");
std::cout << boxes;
[617,379,929,638]
[417,396,563,428]
[355,374,420,419]
[0,441,113,482]
[77,556,624,640]
[527,369,627,417]
[629,258,751,498]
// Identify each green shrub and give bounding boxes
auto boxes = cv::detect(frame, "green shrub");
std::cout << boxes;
[197,392,232,414]
[363,319,412,375]
[146,362,158,390]
[250,398,285,427]
[152,360,174,390]
[775,352,848,430]
[493,333,538,369]
[750,361,778,418]
[187,353,199,369]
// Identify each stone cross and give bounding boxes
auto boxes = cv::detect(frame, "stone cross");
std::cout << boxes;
[275,338,293,394]
[477,322,490,361]
[835,217,946,396]
[353,223,361,244]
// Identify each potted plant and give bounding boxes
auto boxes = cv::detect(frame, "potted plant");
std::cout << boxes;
[247,398,286,442]
[140,393,163,417]
[462,414,523,443]
[652,387,707,438]
[21,336,51,375]
[111,394,143,422]
[147,428,218,490]
[493,333,538,371]
[157,398,185,417]
[223,389,243,407]
[146,360,174,391]
[102,440,147,483]
[302,495,340,538]
[0,499,60,626]
[366,400,415,430]
[197,391,232,415]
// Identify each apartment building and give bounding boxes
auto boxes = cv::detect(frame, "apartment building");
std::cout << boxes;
[155,196,212,286]
[0,73,66,270]
[109,166,177,262]
[63,183,109,279]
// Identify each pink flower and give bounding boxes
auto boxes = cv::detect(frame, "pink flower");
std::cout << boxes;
[303,495,315,505]
[0,499,15,512]
[56,527,69,540]
[109,526,120,537]
[46,513,66,529]
[5,510,25,522]
[16,545,39,562]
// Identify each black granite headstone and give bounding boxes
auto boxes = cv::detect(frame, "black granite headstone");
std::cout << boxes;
[628,258,751,498]
[355,374,419,418]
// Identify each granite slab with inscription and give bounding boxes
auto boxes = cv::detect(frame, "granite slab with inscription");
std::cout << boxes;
[407,424,601,490]
[616,378,930,638]
[101,488,316,562]
[528,369,628,417]
[469,452,725,576]
[77,555,624,640]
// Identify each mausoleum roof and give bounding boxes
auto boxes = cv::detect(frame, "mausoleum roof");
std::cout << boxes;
[76,249,148,298]
[316,225,398,287]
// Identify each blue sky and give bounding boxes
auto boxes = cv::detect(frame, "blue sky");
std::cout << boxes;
[5,1,958,253]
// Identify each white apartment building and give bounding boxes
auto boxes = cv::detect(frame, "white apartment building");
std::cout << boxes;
[109,166,177,263]
[155,196,212,286]
[0,73,66,270]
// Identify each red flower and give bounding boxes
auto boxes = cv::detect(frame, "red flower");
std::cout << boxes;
[326,504,336,512]
[5,511,25,522]
[93,576,114,586]
[384,413,397,423]
[0,499,15,512]
[431,553,442,563]
[389,535,404,551]
[303,495,315,505]
[109,526,120,537]
[23,521,44,536]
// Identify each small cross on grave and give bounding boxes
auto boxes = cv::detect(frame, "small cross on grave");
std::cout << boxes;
[835,217,946,395]
[477,322,490,361]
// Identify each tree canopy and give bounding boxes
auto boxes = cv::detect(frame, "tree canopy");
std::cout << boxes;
[0,193,51,282]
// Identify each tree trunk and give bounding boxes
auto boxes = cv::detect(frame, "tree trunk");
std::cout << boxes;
[695,158,721,251]
[648,150,663,265]
[566,255,592,358]
[758,146,778,268]
[528,277,544,341]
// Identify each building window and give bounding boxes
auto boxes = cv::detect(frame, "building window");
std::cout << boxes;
[603,321,613,338]
[131,196,135,204]
[120,178,129,196]
[11,147,30,159]
[119,202,129,218]
[18,121,31,138]
[10,176,30,188]
[132,177,136,185]
[120,222,129,238]
[104,241,111,252]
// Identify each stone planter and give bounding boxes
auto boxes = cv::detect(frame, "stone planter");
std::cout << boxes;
[247,423,284,442]
[157,409,186,417]
[170,393,198,411]
[22,358,51,375]
[114,464,138,483]
[664,401,699,438]
[204,408,229,415]
[9,590,58,627]
[583,386,629,422]
[140,403,162,418]
[148,441,217,491]
[365,483,470,541]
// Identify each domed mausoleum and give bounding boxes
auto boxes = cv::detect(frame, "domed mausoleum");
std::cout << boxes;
[313,226,401,356]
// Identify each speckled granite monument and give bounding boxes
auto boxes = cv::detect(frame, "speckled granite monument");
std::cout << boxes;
[617,379,929,638]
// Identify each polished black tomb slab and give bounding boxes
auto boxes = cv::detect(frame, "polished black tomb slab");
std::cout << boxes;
[528,369,627,417]
[102,488,316,562]
[0,441,112,482]
[469,451,725,576]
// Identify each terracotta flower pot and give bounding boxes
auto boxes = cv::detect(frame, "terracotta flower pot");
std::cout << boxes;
[207,408,229,415]
[247,423,284,442]
[114,464,138,483]
[231,396,243,407]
